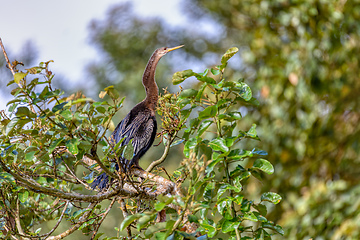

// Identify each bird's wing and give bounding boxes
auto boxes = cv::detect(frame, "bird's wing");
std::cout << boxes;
[111,111,156,157]
[132,116,156,157]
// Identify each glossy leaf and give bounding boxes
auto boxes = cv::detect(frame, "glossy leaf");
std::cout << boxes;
[243,212,258,222]
[261,192,282,204]
[120,213,142,231]
[208,138,229,152]
[252,158,274,174]
[221,219,240,233]
[236,82,252,101]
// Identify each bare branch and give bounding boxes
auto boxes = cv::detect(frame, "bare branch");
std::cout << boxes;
[146,134,174,172]
[0,37,15,76]
[15,199,29,240]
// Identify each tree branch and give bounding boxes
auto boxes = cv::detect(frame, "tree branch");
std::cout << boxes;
[46,202,97,240]
[146,134,174,172]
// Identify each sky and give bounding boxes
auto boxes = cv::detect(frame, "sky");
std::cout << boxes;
[0,0,184,81]
[0,0,186,109]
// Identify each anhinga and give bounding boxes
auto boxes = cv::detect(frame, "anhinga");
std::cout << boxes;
[92,45,184,190]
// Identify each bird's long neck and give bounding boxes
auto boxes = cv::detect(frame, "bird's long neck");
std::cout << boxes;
[142,51,161,109]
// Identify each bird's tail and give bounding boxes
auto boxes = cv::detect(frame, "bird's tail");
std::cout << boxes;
[91,156,142,190]
[91,172,110,190]
[91,163,120,190]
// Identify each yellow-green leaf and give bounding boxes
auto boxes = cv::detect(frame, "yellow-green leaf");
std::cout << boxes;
[14,72,27,84]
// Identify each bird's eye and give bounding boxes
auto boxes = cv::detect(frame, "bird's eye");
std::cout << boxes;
[164,47,167,51]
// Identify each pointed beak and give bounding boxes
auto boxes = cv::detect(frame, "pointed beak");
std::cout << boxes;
[166,45,184,52]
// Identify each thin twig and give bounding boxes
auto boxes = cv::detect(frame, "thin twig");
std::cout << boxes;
[42,201,70,239]
[15,199,30,240]
[0,37,36,114]
[119,198,132,237]
[63,160,92,190]
[0,37,15,76]
[91,198,116,240]
[46,202,98,240]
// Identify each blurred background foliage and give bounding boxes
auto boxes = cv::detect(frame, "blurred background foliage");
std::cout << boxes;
[83,1,360,238]
[2,0,359,239]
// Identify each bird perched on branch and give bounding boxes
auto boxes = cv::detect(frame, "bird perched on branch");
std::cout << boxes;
[92,45,184,190]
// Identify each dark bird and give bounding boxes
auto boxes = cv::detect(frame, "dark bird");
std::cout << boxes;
[92,45,184,190]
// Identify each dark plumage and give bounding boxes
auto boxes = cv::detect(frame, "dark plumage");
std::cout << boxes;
[92,45,183,190]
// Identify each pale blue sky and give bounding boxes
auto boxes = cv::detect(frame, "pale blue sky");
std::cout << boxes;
[0,0,185,108]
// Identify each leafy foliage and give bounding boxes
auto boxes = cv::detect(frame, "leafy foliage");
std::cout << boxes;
[0,48,280,239]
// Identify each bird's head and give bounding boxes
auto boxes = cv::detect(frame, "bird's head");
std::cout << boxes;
[156,45,184,57]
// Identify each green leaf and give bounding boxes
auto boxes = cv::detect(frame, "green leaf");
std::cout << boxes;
[200,222,217,238]
[221,47,239,65]
[154,196,174,211]
[172,69,195,85]
[104,85,120,99]
[144,222,167,237]
[123,140,134,160]
[60,109,72,120]
[246,124,260,140]
[198,120,213,136]
[0,172,15,184]
[120,213,142,231]
[92,233,104,240]
[217,198,233,219]
[49,138,63,153]
[243,212,258,222]
[220,47,239,70]
[254,203,267,216]
[137,213,156,231]
[5,117,20,136]
[208,138,229,152]
[18,191,29,203]
[66,138,79,155]
[14,72,27,84]
[236,82,252,101]
[196,83,207,101]
[199,105,217,120]
[179,89,198,99]
[252,159,274,174]
[262,223,284,235]
[197,76,216,84]
[211,68,221,75]
[52,102,68,112]
[15,107,35,118]
[261,192,282,204]
[25,151,36,162]
[221,219,240,233]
